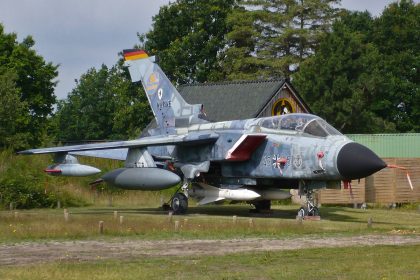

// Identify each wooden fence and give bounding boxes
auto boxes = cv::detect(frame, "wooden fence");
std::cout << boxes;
[318,158,420,204]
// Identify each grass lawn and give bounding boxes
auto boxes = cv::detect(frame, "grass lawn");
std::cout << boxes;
[1,206,419,279]
[1,205,419,242]
[0,244,419,280]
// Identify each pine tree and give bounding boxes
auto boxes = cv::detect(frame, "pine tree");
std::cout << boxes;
[221,0,340,79]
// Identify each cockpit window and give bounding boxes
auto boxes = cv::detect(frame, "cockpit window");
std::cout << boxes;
[303,119,342,137]
[323,120,341,136]
[258,114,342,137]
[303,120,328,137]
[259,114,315,132]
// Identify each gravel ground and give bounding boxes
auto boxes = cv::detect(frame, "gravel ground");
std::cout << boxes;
[1,234,419,266]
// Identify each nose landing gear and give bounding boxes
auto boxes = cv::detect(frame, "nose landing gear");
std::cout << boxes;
[297,189,320,219]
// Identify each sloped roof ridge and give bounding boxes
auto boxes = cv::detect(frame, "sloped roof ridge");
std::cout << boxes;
[179,78,285,88]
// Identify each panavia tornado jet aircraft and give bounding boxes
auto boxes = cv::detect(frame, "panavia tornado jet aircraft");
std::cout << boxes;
[19,49,398,217]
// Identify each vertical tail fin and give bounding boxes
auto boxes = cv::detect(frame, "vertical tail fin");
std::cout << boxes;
[123,49,205,133]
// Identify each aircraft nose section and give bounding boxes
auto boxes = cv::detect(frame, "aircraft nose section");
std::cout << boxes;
[337,142,386,180]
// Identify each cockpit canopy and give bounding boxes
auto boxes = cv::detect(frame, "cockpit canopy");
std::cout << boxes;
[258,114,342,137]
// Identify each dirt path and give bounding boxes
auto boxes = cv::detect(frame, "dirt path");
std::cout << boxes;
[1,235,419,266]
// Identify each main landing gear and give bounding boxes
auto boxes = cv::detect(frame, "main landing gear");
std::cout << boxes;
[297,189,319,218]
[162,180,190,215]
[250,200,272,214]
[171,193,188,214]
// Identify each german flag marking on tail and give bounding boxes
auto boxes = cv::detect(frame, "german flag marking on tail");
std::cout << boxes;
[123,49,148,61]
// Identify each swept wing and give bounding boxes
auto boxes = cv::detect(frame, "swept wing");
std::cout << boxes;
[18,133,219,156]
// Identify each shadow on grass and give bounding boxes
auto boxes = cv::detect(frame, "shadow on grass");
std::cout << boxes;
[70,205,364,222]
[319,207,401,225]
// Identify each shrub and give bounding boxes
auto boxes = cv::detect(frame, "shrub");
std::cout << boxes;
[0,150,88,209]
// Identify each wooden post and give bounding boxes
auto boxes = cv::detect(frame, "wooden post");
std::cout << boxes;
[99,221,104,234]
[248,218,254,228]
[367,217,373,228]
[64,209,69,222]
[174,220,180,231]
[119,215,124,225]
[168,211,173,223]
[14,211,18,219]
[232,215,237,225]
[57,200,61,209]
[9,202,13,211]
[113,211,118,220]
[93,189,99,204]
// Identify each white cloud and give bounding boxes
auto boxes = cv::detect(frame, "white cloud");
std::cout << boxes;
[1,0,418,99]
[341,0,420,16]
[0,0,170,99]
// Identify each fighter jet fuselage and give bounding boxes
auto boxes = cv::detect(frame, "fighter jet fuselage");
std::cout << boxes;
[146,114,386,190]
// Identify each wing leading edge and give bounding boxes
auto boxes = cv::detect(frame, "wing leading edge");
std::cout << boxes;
[18,133,219,155]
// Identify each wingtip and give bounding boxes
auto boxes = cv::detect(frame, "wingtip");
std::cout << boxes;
[17,150,33,155]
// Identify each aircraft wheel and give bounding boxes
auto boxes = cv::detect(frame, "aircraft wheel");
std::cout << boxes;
[309,206,320,216]
[252,200,271,213]
[297,207,306,218]
[171,193,188,215]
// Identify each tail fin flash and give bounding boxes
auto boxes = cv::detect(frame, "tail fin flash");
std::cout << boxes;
[123,49,206,133]
[123,49,149,61]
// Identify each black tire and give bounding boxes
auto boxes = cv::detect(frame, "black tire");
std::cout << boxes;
[253,200,271,212]
[171,193,188,215]
[310,206,320,216]
[297,207,306,218]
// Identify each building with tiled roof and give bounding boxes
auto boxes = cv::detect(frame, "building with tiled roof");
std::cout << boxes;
[178,79,311,122]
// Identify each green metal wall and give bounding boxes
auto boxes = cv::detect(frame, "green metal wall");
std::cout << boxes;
[346,133,420,158]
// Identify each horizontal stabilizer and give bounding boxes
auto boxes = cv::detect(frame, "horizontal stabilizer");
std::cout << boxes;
[226,134,266,161]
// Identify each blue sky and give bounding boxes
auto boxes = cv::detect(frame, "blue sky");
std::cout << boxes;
[0,0,412,99]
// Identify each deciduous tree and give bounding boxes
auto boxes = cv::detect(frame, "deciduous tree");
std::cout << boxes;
[142,0,235,84]
[371,0,419,132]
[54,64,151,141]
[0,24,58,147]
[294,2,419,133]
[293,14,396,133]
[0,69,30,149]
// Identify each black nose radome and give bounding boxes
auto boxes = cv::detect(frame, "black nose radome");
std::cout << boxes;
[337,142,387,180]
